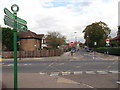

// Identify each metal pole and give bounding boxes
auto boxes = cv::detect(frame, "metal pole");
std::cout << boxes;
[13,12,18,89]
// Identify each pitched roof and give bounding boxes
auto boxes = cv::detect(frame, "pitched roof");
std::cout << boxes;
[18,30,44,39]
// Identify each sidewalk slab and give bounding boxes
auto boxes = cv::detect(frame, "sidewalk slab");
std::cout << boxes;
[2,73,89,88]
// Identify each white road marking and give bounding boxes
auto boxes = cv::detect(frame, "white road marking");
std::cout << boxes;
[50,72,59,76]
[7,64,13,66]
[39,72,46,75]
[97,71,108,74]
[116,81,120,84]
[86,71,96,74]
[59,63,64,65]
[24,64,28,66]
[76,66,81,68]
[62,72,71,75]
[74,71,83,75]
[109,71,119,74]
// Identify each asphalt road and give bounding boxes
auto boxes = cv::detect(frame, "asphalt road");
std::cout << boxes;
[2,48,119,89]
[2,48,118,73]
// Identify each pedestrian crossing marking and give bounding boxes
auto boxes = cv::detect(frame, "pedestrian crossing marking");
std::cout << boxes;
[49,70,119,76]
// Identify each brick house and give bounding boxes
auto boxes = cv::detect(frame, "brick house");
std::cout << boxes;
[18,30,44,51]
[110,26,120,46]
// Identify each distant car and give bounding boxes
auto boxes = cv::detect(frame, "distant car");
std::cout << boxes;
[86,48,93,52]
[71,49,76,53]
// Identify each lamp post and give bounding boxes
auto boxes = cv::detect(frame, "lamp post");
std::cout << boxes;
[74,32,77,48]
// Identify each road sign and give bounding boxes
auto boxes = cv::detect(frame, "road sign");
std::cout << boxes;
[69,42,74,46]
[4,8,27,24]
[17,17,27,24]
[4,4,28,89]
[106,39,110,44]
[94,42,97,45]
[4,15,14,27]
[4,15,27,31]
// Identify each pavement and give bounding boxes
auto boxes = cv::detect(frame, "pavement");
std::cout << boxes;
[2,73,92,88]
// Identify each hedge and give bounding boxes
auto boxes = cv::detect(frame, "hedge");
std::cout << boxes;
[96,47,120,56]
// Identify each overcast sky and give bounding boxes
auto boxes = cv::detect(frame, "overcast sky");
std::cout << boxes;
[0,0,119,43]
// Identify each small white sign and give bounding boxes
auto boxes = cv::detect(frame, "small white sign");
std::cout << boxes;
[94,42,97,45]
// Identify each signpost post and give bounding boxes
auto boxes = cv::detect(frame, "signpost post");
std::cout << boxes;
[4,4,28,89]
[106,39,110,55]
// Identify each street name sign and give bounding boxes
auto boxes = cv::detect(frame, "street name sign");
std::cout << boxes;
[4,8,27,25]
[3,4,28,89]
[4,15,28,31]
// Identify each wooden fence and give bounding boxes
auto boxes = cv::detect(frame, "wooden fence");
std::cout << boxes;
[2,49,63,58]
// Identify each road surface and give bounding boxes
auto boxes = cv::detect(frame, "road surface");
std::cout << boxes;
[2,48,119,89]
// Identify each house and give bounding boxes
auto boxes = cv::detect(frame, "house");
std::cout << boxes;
[18,30,44,51]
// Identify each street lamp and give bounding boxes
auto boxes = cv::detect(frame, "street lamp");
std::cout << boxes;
[74,32,77,48]
[74,32,77,42]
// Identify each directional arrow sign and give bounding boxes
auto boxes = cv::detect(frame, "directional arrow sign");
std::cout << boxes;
[4,8,27,25]
[4,15,28,31]
[4,15,14,28]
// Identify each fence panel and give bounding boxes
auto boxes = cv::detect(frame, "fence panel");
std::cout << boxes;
[2,49,62,58]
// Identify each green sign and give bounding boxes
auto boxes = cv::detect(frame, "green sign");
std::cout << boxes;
[4,8,27,25]
[4,15,28,31]
[4,15,14,27]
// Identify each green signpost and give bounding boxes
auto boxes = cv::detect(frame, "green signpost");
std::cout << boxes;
[4,8,27,24]
[4,4,28,89]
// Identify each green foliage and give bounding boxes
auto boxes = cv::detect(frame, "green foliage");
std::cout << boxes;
[83,21,111,48]
[45,32,66,49]
[2,27,20,51]
[2,27,14,51]
[96,47,120,56]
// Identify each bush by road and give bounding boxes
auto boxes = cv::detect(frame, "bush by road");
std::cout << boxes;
[96,47,120,56]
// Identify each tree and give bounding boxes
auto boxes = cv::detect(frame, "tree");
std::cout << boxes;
[2,27,14,51]
[2,27,20,51]
[45,32,66,49]
[83,21,111,48]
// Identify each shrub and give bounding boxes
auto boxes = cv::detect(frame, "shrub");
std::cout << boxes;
[96,47,120,56]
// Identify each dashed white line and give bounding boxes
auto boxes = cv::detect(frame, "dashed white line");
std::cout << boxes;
[50,72,59,76]
[97,71,108,74]
[86,71,96,74]
[74,71,83,75]
[109,71,119,74]
[39,72,46,75]
[62,72,71,75]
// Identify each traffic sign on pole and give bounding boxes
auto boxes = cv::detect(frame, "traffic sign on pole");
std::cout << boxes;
[106,39,110,44]
[4,15,14,28]
[4,15,27,31]
[4,8,27,25]
[3,4,28,90]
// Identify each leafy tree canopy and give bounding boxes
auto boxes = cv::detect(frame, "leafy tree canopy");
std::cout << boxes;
[2,27,14,51]
[83,21,111,47]
[45,32,66,49]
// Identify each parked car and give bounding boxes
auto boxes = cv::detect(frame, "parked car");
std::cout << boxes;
[86,48,93,52]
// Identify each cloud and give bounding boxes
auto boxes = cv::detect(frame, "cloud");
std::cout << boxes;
[0,0,119,42]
